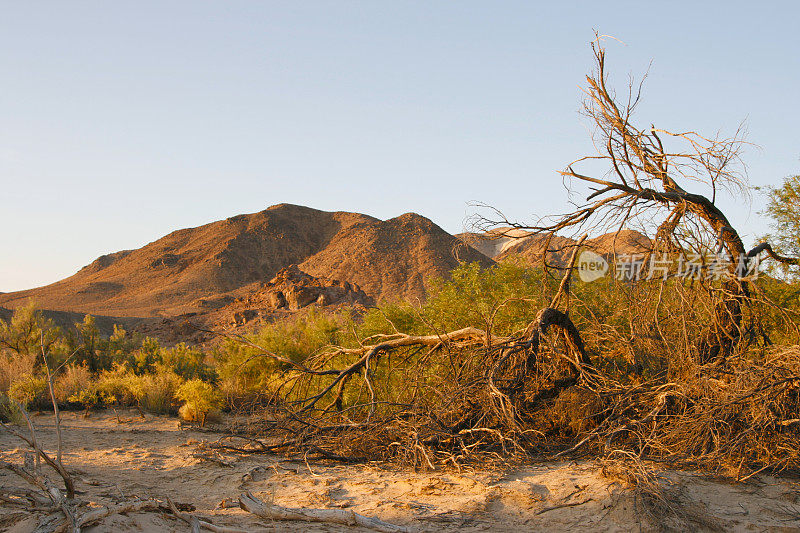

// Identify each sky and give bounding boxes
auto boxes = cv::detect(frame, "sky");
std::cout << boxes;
[1,1,798,292]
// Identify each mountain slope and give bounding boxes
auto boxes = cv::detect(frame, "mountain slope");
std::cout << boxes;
[0,204,491,317]
[458,228,652,264]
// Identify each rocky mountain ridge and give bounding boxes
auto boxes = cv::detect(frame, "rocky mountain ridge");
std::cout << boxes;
[0,204,491,326]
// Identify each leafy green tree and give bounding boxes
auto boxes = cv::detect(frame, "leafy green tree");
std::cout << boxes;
[762,174,800,280]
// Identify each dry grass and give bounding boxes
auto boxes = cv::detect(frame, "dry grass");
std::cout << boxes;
[141,370,183,414]
[53,364,92,404]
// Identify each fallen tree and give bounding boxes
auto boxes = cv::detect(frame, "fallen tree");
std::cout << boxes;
[474,34,799,364]
[203,244,608,467]
[201,38,800,479]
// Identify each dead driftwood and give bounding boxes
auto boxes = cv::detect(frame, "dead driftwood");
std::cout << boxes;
[1,403,75,499]
[4,493,247,533]
[2,488,412,533]
[239,491,413,533]
[166,498,251,533]
[1,369,413,532]
[67,500,161,532]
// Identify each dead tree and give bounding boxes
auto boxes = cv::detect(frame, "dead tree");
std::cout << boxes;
[478,36,798,363]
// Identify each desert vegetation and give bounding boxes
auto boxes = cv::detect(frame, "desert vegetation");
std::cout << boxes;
[3,38,800,531]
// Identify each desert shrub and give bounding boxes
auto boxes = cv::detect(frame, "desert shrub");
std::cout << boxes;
[68,388,117,413]
[250,308,348,360]
[0,393,27,424]
[568,272,728,379]
[178,403,221,426]
[213,309,350,408]
[213,345,271,408]
[421,261,553,336]
[762,174,800,282]
[94,366,145,407]
[61,320,141,373]
[0,302,63,363]
[761,277,800,310]
[73,314,101,371]
[53,363,92,405]
[0,393,10,422]
[216,372,256,409]
[8,374,48,410]
[356,303,422,338]
[757,277,800,345]
[176,379,221,426]
[570,276,654,374]
[0,349,37,394]
[159,343,215,381]
[121,336,208,380]
[140,369,183,414]
[128,336,161,375]
[103,324,140,367]
[235,255,800,472]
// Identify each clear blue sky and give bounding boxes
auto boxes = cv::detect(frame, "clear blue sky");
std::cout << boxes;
[1,1,798,292]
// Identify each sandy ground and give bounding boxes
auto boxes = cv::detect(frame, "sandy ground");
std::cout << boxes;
[2,410,800,532]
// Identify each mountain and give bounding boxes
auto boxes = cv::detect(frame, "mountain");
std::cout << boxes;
[457,228,652,264]
[133,265,375,344]
[0,204,492,319]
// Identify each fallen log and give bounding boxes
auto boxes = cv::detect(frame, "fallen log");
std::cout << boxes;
[239,491,413,533]
[72,500,160,530]
[166,498,251,533]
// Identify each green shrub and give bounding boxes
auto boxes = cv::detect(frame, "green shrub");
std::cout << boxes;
[0,393,23,423]
[249,307,348,360]
[213,308,350,407]
[94,366,145,407]
[421,261,553,336]
[8,374,48,410]
[0,302,64,365]
[159,343,215,381]
[0,393,9,422]
[356,303,422,339]
[761,174,800,282]
[130,336,161,375]
[68,388,117,413]
[176,379,221,426]
[104,324,139,368]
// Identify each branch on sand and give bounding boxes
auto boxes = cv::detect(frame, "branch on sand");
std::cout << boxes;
[239,491,414,533]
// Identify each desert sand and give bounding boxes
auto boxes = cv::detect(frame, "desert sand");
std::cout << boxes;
[2,410,800,532]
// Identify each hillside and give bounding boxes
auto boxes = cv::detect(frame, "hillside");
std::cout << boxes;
[133,265,375,344]
[458,228,652,264]
[0,204,492,318]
